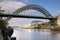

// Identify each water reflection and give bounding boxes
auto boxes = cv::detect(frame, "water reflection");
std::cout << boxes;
[12,29,60,40]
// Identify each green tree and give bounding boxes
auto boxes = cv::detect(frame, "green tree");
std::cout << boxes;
[0,20,8,28]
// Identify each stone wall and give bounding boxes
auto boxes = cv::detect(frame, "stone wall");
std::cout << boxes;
[57,15,60,26]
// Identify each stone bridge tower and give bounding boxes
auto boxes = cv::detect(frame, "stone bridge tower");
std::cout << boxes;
[57,15,60,26]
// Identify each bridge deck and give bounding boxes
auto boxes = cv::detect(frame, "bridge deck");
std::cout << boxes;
[0,13,57,19]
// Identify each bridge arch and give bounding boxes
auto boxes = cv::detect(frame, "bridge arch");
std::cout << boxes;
[7,4,53,21]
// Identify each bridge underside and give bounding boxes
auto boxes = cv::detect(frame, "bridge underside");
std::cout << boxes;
[0,14,57,19]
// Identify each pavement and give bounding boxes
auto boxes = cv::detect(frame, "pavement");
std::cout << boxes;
[0,30,3,40]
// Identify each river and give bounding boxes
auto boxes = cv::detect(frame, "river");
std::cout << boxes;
[12,29,60,40]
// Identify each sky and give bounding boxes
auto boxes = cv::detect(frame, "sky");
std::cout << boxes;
[0,0,60,26]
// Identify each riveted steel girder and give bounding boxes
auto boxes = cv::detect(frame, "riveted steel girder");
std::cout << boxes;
[7,4,53,21]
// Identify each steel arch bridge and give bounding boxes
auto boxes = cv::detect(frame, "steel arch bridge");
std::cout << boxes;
[7,4,53,20]
[0,4,57,25]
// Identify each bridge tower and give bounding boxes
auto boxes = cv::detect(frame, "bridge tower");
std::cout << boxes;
[57,15,60,26]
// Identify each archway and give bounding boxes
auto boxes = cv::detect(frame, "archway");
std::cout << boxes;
[6,4,53,21]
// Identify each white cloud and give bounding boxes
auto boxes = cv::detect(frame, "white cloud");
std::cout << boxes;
[57,10,60,13]
[0,1,26,14]
[0,0,28,3]
[0,0,15,2]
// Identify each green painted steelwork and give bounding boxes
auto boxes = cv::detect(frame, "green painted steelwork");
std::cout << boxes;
[0,14,57,19]
[13,4,52,17]
[7,4,53,21]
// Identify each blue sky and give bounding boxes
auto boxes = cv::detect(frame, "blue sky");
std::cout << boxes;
[0,0,60,26]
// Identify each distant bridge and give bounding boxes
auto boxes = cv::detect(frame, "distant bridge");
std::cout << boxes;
[0,4,57,25]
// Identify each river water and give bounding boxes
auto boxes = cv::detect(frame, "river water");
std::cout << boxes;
[12,29,60,40]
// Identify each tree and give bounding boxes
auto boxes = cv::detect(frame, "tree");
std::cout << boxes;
[0,20,8,28]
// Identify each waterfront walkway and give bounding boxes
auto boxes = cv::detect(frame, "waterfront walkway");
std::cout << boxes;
[0,30,3,40]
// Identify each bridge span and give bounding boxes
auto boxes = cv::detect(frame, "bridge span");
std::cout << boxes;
[0,13,57,19]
